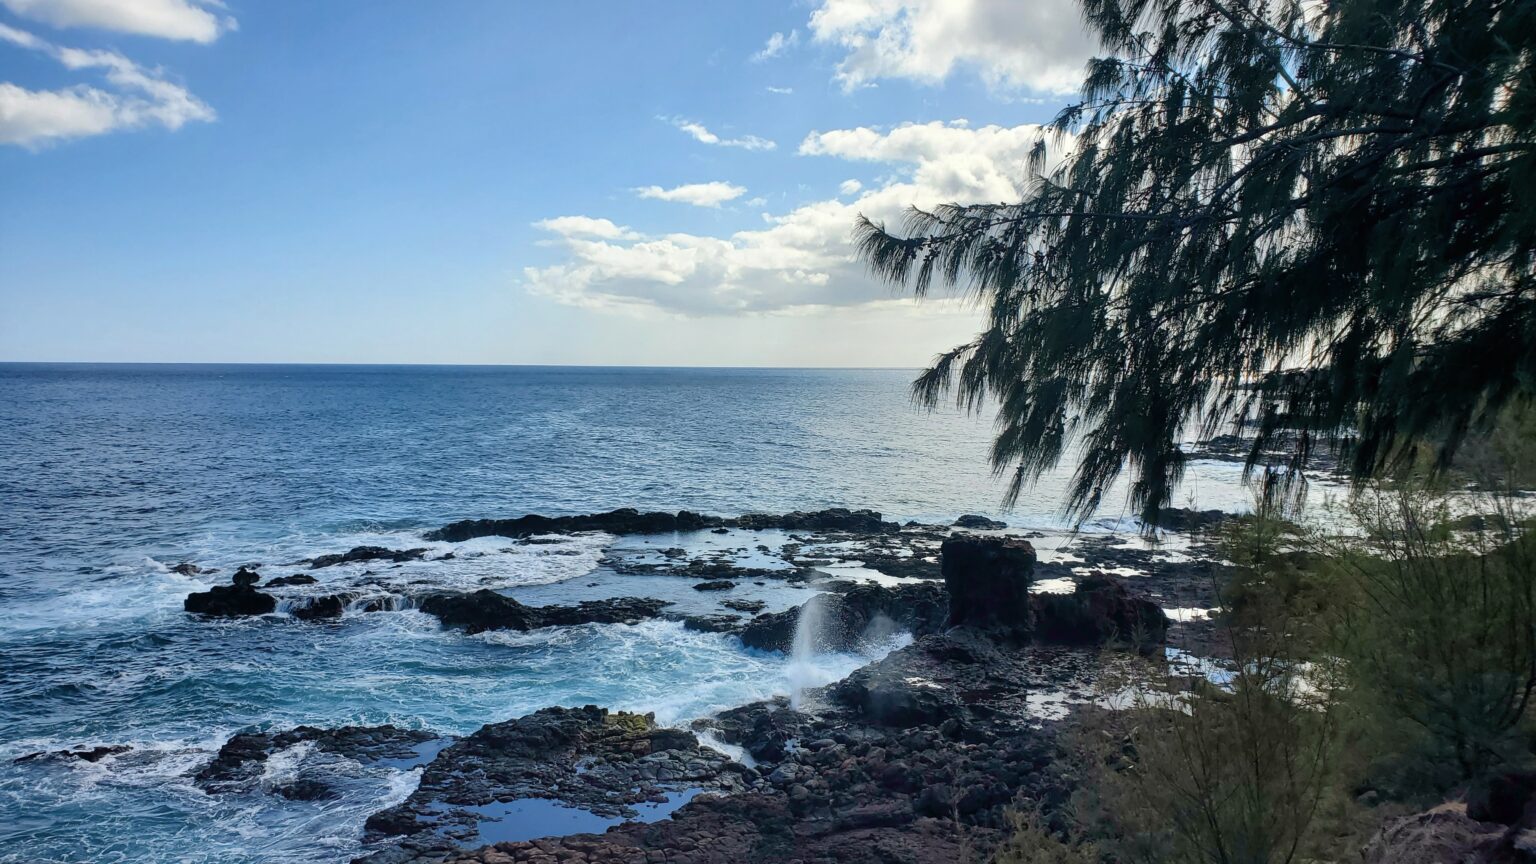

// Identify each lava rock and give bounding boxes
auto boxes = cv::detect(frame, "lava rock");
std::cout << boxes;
[953,515,1007,530]
[184,568,276,617]
[1032,571,1168,654]
[290,593,347,620]
[941,536,1036,638]
[682,614,744,634]
[1151,507,1229,533]
[692,580,736,591]
[722,598,766,614]
[426,507,900,542]
[13,744,130,764]
[419,589,670,635]
[738,582,946,653]
[308,546,427,569]
[263,573,318,588]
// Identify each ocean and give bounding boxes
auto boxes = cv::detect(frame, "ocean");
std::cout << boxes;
[0,364,1258,863]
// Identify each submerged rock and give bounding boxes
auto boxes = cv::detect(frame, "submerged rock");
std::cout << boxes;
[419,589,670,634]
[183,568,276,617]
[691,579,736,591]
[721,598,766,614]
[941,536,1036,639]
[13,744,131,764]
[197,725,440,793]
[309,546,427,569]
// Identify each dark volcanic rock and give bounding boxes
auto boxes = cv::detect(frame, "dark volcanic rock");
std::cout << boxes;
[14,744,131,764]
[692,579,736,591]
[363,706,748,844]
[738,583,947,653]
[169,562,208,576]
[1151,507,1230,533]
[953,514,1007,530]
[419,589,670,635]
[682,613,744,634]
[197,725,439,792]
[426,507,899,542]
[1032,571,1168,654]
[721,598,766,614]
[183,568,276,617]
[941,536,1035,638]
[291,593,348,620]
[428,509,724,542]
[263,573,318,588]
[309,546,428,569]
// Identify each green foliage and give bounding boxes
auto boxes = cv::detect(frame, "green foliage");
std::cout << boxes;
[1316,484,1536,790]
[855,0,1536,526]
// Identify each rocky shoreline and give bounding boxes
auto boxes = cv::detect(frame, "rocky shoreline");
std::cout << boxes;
[14,507,1260,862]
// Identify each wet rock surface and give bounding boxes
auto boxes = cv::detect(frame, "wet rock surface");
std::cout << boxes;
[13,744,132,764]
[737,582,947,652]
[427,508,899,543]
[360,632,1097,864]
[183,567,277,617]
[196,725,441,793]
[418,590,671,635]
[310,546,429,569]
[358,707,750,861]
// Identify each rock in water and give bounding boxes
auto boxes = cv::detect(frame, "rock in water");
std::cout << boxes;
[953,514,1008,530]
[738,583,947,653]
[307,546,427,568]
[940,536,1036,638]
[183,568,276,617]
[419,589,671,634]
[1031,571,1168,654]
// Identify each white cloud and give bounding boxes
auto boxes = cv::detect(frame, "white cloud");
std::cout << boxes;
[666,116,776,151]
[751,29,799,62]
[635,181,748,208]
[765,86,794,95]
[0,23,213,147]
[524,120,1055,316]
[0,0,234,43]
[838,179,862,195]
[807,0,1094,95]
[534,216,640,240]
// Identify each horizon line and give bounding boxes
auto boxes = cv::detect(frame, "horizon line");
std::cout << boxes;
[0,360,924,371]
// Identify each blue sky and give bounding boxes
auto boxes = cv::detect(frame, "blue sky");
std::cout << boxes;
[0,0,1094,365]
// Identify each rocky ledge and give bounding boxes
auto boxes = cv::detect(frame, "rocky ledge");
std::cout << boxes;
[426,508,899,543]
[359,707,753,862]
[418,591,671,635]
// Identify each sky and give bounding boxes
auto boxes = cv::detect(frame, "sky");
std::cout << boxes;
[0,0,1097,366]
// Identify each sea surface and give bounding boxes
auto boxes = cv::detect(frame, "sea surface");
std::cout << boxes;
[0,364,1261,863]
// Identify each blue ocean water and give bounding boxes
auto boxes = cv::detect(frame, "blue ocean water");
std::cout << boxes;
[0,364,1257,863]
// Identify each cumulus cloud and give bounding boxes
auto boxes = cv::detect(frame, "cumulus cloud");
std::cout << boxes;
[534,216,640,241]
[807,0,1095,95]
[751,29,799,62]
[838,179,862,195]
[635,181,748,208]
[0,0,235,43]
[666,116,776,151]
[0,23,213,147]
[524,120,1055,316]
